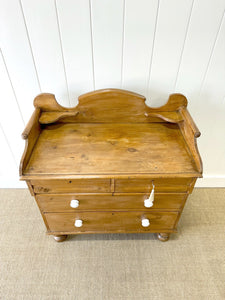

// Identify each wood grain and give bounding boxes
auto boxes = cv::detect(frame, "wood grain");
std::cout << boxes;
[32,90,188,124]
[19,108,41,176]
[44,211,179,233]
[39,111,79,124]
[144,111,183,123]
[115,178,193,193]
[31,179,110,194]
[34,93,68,111]
[36,193,188,212]
[20,89,202,241]
[24,122,198,176]
[179,107,203,173]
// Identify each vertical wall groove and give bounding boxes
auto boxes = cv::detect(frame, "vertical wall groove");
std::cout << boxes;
[173,0,195,91]
[0,122,17,167]
[89,0,95,90]
[146,0,160,98]
[120,0,126,88]
[198,8,225,96]
[54,0,71,106]
[19,0,42,93]
[0,49,25,125]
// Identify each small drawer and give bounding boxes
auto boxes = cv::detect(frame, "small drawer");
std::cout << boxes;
[115,178,193,193]
[45,211,179,233]
[31,179,110,194]
[36,193,187,212]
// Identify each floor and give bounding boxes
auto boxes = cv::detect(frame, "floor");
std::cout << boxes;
[0,188,224,300]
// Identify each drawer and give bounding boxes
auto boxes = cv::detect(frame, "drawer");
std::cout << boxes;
[36,193,187,212]
[115,178,193,193]
[45,211,179,233]
[31,179,110,194]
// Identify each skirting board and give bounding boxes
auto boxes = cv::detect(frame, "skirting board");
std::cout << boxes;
[195,176,225,187]
[0,175,225,188]
[0,176,26,188]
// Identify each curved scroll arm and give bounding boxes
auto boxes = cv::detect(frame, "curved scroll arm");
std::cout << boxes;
[147,93,187,112]
[33,93,69,112]
[39,111,79,124]
[33,93,79,124]
[143,93,188,124]
[144,111,183,123]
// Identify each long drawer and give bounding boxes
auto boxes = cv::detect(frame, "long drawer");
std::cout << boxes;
[36,193,187,212]
[44,211,179,233]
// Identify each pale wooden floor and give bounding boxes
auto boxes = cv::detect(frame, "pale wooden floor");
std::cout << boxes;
[0,188,224,300]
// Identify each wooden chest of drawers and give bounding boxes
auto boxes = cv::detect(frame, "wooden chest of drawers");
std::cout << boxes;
[20,89,202,242]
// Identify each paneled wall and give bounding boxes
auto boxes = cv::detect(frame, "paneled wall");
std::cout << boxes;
[0,0,225,187]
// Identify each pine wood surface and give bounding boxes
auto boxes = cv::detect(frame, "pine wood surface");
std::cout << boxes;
[36,193,188,212]
[44,211,179,233]
[31,178,110,194]
[30,177,193,194]
[24,122,198,176]
[114,178,193,193]
[20,89,202,241]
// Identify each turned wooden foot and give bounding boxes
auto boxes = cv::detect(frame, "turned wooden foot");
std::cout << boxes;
[157,233,170,242]
[53,235,68,242]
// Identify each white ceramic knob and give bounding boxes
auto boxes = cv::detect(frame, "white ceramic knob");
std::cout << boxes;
[74,220,83,227]
[70,199,79,208]
[144,199,153,208]
[142,218,150,227]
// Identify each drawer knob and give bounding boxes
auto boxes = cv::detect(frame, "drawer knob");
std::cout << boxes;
[142,218,150,227]
[74,220,83,227]
[144,199,153,208]
[70,199,79,208]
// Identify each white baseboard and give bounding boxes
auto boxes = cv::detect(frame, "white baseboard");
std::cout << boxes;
[195,176,225,187]
[0,176,26,188]
[0,176,225,188]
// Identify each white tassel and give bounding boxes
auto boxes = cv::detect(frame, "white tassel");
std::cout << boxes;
[144,182,154,208]
[150,183,154,201]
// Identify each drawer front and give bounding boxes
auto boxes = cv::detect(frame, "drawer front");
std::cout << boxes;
[115,178,193,193]
[45,211,179,233]
[37,193,187,212]
[31,179,110,194]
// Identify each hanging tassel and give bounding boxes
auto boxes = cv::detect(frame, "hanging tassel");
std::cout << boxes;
[149,182,155,202]
[144,182,155,208]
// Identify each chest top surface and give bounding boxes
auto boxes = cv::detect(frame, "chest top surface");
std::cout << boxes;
[20,89,202,179]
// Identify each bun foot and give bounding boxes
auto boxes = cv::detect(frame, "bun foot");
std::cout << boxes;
[157,233,170,242]
[53,235,68,242]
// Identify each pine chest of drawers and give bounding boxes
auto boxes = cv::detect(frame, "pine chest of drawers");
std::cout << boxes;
[20,89,202,242]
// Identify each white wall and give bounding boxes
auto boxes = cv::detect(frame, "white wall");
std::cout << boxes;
[0,0,225,188]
